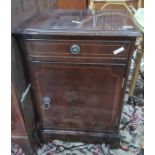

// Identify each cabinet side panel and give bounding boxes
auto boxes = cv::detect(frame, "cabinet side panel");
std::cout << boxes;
[12,37,36,135]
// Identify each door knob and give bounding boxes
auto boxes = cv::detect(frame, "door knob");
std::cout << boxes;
[70,44,80,54]
[42,96,51,109]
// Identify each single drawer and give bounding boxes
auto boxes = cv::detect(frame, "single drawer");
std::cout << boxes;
[21,39,131,64]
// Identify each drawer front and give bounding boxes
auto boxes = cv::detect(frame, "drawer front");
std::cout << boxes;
[22,39,130,64]
[28,62,126,132]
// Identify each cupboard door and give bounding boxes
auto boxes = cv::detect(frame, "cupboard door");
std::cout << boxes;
[28,63,126,132]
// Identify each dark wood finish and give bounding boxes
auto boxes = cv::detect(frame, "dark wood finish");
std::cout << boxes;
[41,129,120,148]
[20,39,130,64]
[11,0,58,153]
[28,63,125,131]
[12,37,36,134]
[11,86,27,136]
[11,86,35,155]
[13,9,141,147]
[11,36,39,154]
[58,0,88,9]
[14,9,141,37]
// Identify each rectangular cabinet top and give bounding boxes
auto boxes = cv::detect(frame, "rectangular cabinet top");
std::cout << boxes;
[14,9,142,37]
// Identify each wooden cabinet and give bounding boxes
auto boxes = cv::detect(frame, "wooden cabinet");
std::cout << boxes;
[13,9,141,147]
[58,0,88,9]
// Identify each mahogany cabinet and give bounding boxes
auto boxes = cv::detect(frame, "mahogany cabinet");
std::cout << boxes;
[13,9,141,147]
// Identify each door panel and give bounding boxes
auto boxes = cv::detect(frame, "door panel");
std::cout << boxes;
[28,63,126,132]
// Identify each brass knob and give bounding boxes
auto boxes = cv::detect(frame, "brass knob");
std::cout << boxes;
[42,96,51,109]
[70,44,80,54]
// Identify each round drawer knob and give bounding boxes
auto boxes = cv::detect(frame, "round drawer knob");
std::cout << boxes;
[70,44,80,54]
[42,96,51,109]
